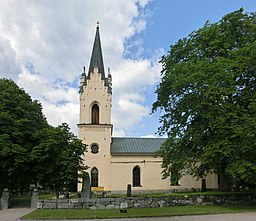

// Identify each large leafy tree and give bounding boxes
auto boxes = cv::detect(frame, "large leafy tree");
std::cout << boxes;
[153,9,256,190]
[0,79,87,195]
[0,79,48,193]
[31,123,87,194]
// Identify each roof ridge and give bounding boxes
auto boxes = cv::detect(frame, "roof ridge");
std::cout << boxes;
[112,137,167,139]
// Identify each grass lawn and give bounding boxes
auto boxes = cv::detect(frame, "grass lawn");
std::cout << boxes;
[109,190,256,198]
[22,204,256,220]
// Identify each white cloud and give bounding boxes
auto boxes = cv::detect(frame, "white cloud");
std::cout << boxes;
[113,58,161,92]
[17,69,79,132]
[112,129,126,137]
[141,134,157,138]
[42,101,79,134]
[115,96,149,127]
[0,0,162,136]
[0,35,21,79]
[111,57,161,135]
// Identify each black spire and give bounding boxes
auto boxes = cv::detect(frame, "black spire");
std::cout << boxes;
[88,22,105,80]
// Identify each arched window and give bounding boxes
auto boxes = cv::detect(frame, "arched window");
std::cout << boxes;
[91,167,98,187]
[132,166,141,187]
[91,104,99,124]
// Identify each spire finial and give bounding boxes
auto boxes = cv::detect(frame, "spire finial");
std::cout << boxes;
[96,21,100,28]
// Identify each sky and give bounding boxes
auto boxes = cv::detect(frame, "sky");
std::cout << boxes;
[0,0,255,137]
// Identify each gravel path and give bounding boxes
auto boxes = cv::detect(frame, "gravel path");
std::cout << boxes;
[0,208,35,221]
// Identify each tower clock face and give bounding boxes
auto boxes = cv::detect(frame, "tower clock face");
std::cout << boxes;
[91,144,99,154]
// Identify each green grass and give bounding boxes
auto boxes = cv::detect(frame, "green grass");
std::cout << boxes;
[39,194,56,200]
[110,190,256,198]
[39,192,78,200]
[37,190,256,199]
[22,204,256,220]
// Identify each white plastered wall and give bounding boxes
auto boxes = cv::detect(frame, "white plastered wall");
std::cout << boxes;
[109,155,218,193]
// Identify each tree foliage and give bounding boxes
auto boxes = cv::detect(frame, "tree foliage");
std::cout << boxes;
[0,79,87,194]
[153,9,256,189]
[0,79,48,192]
[31,123,87,193]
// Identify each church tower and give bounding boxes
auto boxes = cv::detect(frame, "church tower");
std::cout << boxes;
[78,22,112,191]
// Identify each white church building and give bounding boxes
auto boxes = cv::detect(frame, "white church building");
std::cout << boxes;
[77,24,218,193]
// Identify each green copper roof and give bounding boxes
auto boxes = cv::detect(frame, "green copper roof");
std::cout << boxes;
[111,137,167,155]
[88,26,105,81]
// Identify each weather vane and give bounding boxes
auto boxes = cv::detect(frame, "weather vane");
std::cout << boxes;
[96,21,100,28]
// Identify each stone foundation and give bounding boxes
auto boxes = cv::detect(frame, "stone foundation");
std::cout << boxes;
[37,194,256,209]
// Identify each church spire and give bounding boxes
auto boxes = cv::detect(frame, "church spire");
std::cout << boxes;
[80,22,112,94]
[88,21,105,79]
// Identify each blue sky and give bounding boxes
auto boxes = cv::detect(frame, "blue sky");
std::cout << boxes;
[127,0,256,137]
[143,0,256,53]
[0,0,255,137]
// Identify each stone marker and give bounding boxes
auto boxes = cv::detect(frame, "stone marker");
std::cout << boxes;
[31,188,39,209]
[127,184,131,197]
[120,202,128,213]
[1,188,10,210]
[81,173,91,198]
